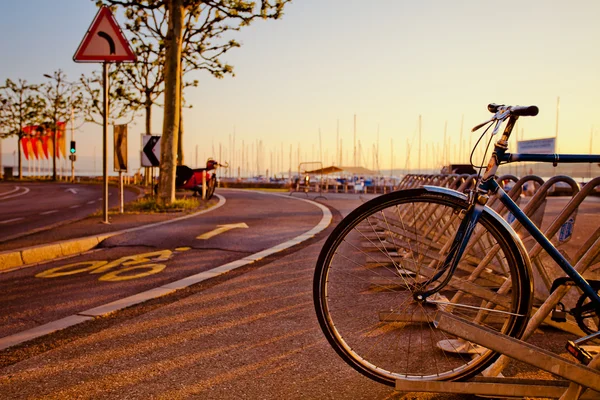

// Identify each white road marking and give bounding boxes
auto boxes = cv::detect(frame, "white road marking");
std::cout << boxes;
[0,217,25,224]
[69,205,81,209]
[40,210,58,215]
[87,201,96,205]
[0,187,30,201]
[0,187,20,196]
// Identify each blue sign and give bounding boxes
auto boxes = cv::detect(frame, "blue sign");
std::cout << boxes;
[558,217,575,243]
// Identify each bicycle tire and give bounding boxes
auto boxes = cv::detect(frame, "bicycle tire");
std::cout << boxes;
[206,175,217,199]
[313,188,532,385]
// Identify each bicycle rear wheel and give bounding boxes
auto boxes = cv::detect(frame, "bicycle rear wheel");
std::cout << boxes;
[206,175,216,199]
[313,188,532,385]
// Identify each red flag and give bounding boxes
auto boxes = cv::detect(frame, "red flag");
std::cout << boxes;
[47,136,54,158]
[41,135,49,159]
[21,137,30,160]
[57,122,67,158]
[31,137,40,159]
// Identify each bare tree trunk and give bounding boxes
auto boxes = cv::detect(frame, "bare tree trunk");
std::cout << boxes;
[177,72,184,166]
[178,104,184,165]
[17,136,22,179]
[144,98,152,186]
[158,0,184,205]
[145,97,152,135]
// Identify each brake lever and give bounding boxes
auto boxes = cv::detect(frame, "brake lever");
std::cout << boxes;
[471,119,491,132]
[471,109,511,133]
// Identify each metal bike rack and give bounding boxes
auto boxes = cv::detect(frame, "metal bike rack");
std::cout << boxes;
[395,311,600,399]
[364,174,600,398]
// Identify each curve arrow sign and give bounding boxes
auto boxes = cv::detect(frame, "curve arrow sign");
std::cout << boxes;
[97,31,116,54]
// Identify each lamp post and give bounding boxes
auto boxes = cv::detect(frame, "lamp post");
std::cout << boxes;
[43,74,59,181]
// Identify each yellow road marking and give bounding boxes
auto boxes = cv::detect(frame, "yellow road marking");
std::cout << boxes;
[36,261,107,278]
[99,263,166,281]
[90,250,172,274]
[36,250,173,281]
[196,223,249,240]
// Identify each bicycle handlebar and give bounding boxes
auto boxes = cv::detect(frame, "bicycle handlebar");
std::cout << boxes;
[488,103,539,117]
[473,103,539,132]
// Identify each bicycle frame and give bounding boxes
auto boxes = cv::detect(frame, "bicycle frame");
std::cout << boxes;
[470,114,600,308]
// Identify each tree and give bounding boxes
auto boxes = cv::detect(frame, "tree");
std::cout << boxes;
[0,79,45,179]
[96,0,291,205]
[41,70,85,181]
[119,40,165,136]
[79,66,137,126]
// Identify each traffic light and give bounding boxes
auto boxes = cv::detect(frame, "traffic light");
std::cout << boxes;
[70,141,76,154]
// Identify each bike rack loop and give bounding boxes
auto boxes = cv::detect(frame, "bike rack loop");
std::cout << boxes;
[389,175,600,398]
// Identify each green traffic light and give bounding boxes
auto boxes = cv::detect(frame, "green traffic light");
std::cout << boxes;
[70,141,76,154]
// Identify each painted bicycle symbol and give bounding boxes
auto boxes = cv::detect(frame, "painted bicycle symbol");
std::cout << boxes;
[35,250,173,282]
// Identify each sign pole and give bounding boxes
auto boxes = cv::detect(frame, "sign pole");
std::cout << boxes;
[119,170,123,213]
[102,62,109,224]
[73,6,136,223]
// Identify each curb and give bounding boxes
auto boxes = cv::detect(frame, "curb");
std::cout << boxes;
[0,191,332,351]
[0,194,227,273]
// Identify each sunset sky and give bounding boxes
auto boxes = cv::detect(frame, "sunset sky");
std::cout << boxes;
[1,0,600,175]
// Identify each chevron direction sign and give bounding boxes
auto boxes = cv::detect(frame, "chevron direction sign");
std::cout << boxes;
[113,124,128,172]
[141,135,161,167]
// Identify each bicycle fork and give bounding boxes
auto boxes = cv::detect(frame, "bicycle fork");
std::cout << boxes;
[417,193,487,301]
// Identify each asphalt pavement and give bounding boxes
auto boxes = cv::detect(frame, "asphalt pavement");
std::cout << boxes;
[0,188,597,399]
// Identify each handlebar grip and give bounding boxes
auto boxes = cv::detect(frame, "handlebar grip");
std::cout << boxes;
[511,105,539,117]
[488,103,503,113]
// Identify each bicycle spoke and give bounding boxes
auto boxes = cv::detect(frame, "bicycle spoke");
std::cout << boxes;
[314,191,530,384]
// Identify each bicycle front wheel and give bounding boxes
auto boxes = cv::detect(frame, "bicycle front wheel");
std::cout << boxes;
[313,188,532,385]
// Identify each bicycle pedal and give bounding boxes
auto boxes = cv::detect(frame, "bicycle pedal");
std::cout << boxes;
[566,340,593,365]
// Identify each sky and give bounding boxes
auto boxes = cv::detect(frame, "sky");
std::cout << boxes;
[1,0,600,176]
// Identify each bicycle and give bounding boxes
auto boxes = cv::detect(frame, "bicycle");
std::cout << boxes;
[156,159,228,199]
[313,103,600,386]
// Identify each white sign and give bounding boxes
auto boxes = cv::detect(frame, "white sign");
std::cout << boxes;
[141,135,161,167]
[517,137,556,154]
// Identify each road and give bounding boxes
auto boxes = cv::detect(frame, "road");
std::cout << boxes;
[0,190,595,399]
[0,190,324,339]
[0,182,138,243]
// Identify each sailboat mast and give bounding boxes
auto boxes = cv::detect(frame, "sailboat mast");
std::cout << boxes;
[418,115,422,173]
[353,114,357,167]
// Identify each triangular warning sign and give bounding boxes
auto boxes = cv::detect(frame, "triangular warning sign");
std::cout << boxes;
[73,6,136,63]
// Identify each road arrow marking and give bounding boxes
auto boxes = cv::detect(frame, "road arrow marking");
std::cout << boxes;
[196,223,249,240]
[65,188,78,194]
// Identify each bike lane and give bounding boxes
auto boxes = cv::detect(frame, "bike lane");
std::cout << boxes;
[0,190,329,344]
[0,192,458,400]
